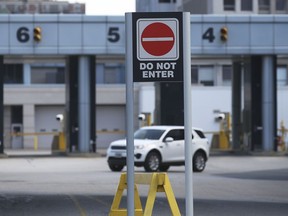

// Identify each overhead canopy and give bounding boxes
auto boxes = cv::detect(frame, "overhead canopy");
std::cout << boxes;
[0,14,288,55]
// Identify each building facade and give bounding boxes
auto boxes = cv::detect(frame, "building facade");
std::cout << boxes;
[2,0,288,152]
[2,1,129,151]
[136,0,288,151]
[0,0,85,14]
[180,0,288,14]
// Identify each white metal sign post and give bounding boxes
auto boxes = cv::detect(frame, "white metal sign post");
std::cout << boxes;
[125,12,192,216]
[125,13,135,216]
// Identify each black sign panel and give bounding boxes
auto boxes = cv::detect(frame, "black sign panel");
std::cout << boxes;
[132,12,183,82]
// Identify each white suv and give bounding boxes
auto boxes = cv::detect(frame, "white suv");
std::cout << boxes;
[106,125,210,172]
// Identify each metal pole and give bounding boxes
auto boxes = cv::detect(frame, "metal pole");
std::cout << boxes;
[125,13,134,216]
[232,61,242,150]
[262,56,275,151]
[0,56,3,154]
[183,12,193,216]
[78,56,90,153]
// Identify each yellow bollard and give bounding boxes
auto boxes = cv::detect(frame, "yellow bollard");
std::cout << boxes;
[34,135,38,151]
[219,130,229,149]
[58,132,66,151]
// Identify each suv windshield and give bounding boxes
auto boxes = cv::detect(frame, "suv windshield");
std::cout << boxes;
[134,129,165,140]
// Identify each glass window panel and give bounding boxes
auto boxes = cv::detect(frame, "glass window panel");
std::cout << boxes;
[105,68,118,84]
[3,64,23,84]
[199,66,214,86]
[165,129,184,140]
[99,63,125,84]
[50,5,60,13]
[31,67,64,84]
[191,66,198,84]
[241,0,253,11]
[96,64,105,84]
[223,65,232,86]
[159,0,176,3]
[277,66,287,86]
[191,65,214,86]
[259,0,270,10]
[224,0,235,11]
[276,0,286,10]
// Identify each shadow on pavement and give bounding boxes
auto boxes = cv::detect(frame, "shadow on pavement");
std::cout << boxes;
[214,168,288,181]
[0,194,287,216]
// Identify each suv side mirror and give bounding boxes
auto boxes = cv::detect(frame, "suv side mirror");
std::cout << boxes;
[164,137,174,143]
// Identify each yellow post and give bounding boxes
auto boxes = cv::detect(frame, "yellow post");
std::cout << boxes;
[34,135,38,151]
[219,130,229,149]
[58,132,66,151]
[279,121,287,151]
[219,112,230,149]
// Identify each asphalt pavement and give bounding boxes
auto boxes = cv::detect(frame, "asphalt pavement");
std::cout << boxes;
[0,149,288,216]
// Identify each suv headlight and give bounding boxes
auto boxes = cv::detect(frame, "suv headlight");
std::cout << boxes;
[134,145,145,150]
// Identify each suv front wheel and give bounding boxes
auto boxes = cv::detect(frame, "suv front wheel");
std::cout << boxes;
[144,151,161,172]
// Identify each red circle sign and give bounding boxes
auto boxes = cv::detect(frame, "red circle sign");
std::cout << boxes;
[141,22,175,56]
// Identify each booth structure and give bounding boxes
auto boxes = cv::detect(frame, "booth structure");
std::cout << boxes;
[1,14,288,153]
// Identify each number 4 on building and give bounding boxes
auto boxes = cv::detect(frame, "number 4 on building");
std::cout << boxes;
[202,27,215,43]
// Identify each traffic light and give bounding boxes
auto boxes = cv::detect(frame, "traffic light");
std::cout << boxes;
[33,27,42,42]
[220,26,228,42]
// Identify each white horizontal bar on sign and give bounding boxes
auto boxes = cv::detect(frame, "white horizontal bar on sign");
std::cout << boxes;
[142,37,174,42]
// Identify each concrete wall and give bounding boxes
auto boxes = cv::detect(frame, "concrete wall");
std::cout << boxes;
[139,85,288,143]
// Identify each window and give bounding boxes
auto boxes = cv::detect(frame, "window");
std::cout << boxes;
[6,4,15,13]
[222,65,232,86]
[105,66,120,83]
[276,0,286,11]
[199,66,214,86]
[134,129,165,140]
[3,64,23,84]
[11,106,22,124]
[191,65,214,86]
[96,63,125,84]
[165,129,184,141]
[224,0,235,11]
[159,0,176,3]
[191,66,198,84]
[277,66,287,86]
[259,0,270,12]
[31,67,65,84]
[49,5,60,13]
[241,0,253,11]
[194,129,206,139]
[62,4,70,13]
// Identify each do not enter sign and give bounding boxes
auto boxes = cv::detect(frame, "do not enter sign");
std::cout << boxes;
[141,22,174,56]
[131,12,184,82]
[137,18,179,61]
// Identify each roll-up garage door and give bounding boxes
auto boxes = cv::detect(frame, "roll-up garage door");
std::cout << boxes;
[35,106,64,149]
[96,105,125,149]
